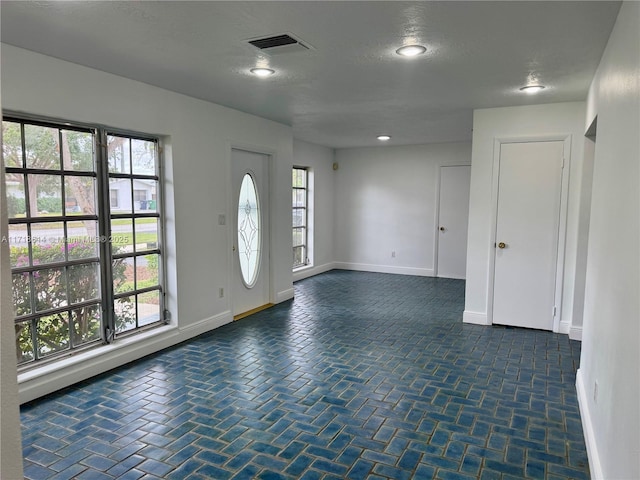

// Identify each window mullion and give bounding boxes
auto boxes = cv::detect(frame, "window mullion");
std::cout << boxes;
[96,129,115,343]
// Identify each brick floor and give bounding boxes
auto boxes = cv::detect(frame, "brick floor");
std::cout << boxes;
[21,270,588,479]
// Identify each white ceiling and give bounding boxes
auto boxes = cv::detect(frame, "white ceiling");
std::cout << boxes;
[0,1,621,148]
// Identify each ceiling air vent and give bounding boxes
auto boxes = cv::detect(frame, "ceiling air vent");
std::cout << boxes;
[247,33,312,55]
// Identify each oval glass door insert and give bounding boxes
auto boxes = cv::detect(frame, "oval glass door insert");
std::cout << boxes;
[237,173,261,287]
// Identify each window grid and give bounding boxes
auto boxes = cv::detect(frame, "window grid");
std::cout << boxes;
[292,167,308,269]
[2,116,165,368]
[106,132,164,338]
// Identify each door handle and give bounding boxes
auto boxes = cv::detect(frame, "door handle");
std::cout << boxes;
[498,242,506,249]
[233,245,236,252]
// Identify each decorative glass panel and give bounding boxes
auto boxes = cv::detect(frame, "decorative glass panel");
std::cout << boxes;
[237,173,261,287]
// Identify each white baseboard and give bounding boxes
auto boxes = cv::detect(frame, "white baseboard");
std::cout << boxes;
[559,320,571,335]
[179,311,233,337]
[569,325,583,341]
[293,262,335,282]
[19,311,232,404]
[436,274,466,280]
[333,262,434,277]
[463,310,490,325]
[576,368,603,479]
[275,288,295,303]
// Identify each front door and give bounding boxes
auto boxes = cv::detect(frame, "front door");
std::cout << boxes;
[231,149,270,317]
[492,141,564,330]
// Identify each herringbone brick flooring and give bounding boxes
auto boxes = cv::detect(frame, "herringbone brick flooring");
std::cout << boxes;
[21,270,588,479]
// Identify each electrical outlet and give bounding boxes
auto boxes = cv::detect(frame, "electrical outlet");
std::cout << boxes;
[219,288,224,298]
[391,251,396,258]
[594,380,599,403]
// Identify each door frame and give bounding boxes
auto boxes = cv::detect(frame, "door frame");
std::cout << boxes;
[487,134,572,333]
[227,143,276,314]
[433,164,472,278]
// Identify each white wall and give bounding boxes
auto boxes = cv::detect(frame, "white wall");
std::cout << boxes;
[292,140,335,281]
[1,44,295,402]
[333,143,471,276]
[576,3,640,478]
[464,102,586,334]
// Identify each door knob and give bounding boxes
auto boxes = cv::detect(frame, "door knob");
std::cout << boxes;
[498,242,506,249]
[439,227,445,232]
[233,245,236,252]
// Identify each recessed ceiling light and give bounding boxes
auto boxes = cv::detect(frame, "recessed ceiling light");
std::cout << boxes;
[250,67,275,77]
[519,85,546,94]
[377,135,391,141]
[396,45,427,57]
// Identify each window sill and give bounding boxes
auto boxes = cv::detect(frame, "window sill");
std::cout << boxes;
[293,264,312,273]
[18,323,177,387]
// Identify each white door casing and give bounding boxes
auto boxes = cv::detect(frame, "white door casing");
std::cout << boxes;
[492,140,564,331]
[436,165,471,279]
[231,149,270,317]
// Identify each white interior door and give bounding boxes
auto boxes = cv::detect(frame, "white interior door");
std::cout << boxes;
[437,165,471,279]
[232,149,270,317]
[493,141,564,330]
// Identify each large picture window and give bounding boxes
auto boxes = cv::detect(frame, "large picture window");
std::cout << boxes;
[292,167,308,268]
[2,116,165,368]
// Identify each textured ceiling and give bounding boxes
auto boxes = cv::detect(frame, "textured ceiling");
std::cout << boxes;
[0,1,621,148]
